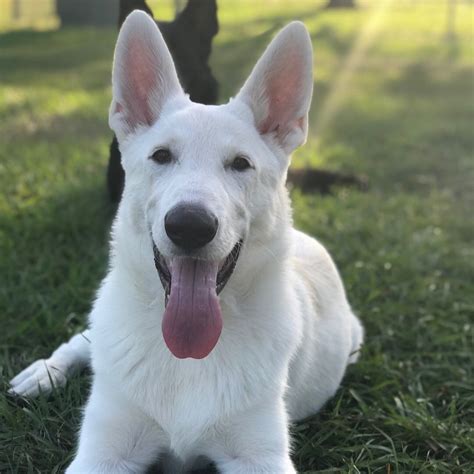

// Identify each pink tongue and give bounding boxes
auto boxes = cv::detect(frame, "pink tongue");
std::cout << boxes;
[162,257,222,359]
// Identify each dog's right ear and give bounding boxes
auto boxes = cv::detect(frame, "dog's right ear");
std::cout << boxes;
[109,10,184,142]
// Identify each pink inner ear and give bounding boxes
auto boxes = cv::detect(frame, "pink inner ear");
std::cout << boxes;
[259,52,305,137]
[120,34,160,128]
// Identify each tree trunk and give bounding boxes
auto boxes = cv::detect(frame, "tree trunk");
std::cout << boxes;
[12,0,21,20]
[446,0,457,39]
[326,0,356,8]
[56,0,119,26]
[118,0,153,28]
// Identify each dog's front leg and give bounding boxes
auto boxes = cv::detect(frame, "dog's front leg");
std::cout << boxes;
[208,398,296,474]
[67,380,165,473]
[9,330,91,397]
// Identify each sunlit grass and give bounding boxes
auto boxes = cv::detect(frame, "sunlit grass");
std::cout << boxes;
[1,1,473,472]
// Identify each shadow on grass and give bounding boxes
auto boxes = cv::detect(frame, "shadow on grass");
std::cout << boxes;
[0,181,115,352]
[444,31,461,63]
[0,182,110,469]
[0,104,110,142]
[0,28,116,90]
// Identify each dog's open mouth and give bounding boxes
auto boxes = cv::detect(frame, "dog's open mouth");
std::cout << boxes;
[153,241,242,301]
[153,240,242,359]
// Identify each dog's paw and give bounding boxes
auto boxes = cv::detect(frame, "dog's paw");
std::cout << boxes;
[9,358,67,397]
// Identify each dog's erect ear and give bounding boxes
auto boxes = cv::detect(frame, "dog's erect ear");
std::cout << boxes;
[236,22,313,155]
[109,10,184,142]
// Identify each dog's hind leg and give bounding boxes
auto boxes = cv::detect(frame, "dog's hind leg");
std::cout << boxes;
[9,329,91,397]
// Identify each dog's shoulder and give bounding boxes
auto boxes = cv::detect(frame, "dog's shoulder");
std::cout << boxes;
[290,229,335,274]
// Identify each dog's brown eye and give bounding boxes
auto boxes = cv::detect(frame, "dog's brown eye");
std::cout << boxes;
[151,148,172,164]
[231,156,252,172]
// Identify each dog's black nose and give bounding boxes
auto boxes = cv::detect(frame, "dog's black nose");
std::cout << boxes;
[165,204,218,251]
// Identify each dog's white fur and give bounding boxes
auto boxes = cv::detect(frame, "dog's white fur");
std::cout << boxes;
[11,12,363,473]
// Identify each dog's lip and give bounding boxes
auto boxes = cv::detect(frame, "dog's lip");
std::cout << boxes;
[152,245,171,298]
[216,240,243,294]
[152,240,243,300]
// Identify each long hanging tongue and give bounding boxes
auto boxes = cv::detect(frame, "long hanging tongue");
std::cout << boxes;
[162,257,222,359]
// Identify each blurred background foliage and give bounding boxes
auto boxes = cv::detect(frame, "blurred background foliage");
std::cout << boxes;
[0,0,471,31]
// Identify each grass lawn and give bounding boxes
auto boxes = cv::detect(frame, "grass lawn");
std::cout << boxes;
[1,0,473,471]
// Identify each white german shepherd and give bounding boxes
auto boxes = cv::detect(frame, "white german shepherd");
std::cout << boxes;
[10,11,363,473]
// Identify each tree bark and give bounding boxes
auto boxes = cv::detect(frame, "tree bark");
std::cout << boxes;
[56,0,118,26]
[326,0,356,8]
[12,0,21,20]
[446,0,457,38]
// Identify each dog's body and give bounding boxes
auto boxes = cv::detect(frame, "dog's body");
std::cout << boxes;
[11,11,363,473]
[69,229,362,472]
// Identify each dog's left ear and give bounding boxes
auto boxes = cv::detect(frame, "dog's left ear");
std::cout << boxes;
[236,22,313,155]
[109,10,184,142]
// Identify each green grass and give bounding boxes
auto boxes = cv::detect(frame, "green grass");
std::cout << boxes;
[1,0,473,472]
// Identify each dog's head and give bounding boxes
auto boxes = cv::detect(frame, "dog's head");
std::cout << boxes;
[109,11,313,359]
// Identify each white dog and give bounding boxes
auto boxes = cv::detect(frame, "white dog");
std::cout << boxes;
[11,11,363,473]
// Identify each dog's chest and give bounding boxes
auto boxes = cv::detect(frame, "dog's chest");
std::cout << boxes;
[92,280,299,452]
[97,316,289,449]
[141,359,225,449]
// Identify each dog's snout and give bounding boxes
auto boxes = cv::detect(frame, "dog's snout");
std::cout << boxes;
[165,204,218,251]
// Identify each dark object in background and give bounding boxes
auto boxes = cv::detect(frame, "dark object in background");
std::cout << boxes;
[287,168,368,194]
[57,0,119,26]
[117,0,153,25]
[107,0,219,202]
[326,0,356,8]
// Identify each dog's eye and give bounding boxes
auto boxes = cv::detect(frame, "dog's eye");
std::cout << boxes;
[231,156,252,172]
[150,148,172,164]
